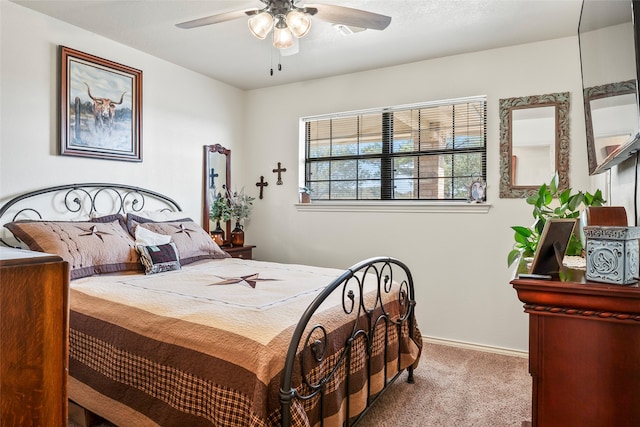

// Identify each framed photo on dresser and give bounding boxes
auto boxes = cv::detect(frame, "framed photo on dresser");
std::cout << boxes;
[59,46,142,162]
[530,218,577,275]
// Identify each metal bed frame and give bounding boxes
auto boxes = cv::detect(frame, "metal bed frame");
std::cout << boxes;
[280,256,417,427]
[0,183,419,427]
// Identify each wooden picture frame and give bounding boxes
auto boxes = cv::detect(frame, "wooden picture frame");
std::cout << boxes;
[60,46,142,162]
[530,218,577,275]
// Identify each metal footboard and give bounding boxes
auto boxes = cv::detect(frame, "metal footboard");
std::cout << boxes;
[280,256,418,427]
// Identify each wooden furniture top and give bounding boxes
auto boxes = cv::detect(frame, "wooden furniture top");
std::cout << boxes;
[0,246,62,265]
[511,266,640,316]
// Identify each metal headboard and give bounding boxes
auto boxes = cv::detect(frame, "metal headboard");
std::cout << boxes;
[0,183,182,246]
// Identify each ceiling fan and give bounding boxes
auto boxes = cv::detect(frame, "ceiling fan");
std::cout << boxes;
[175,0,392,50]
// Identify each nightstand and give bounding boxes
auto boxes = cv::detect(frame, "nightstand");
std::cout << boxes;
[223,245,255,260]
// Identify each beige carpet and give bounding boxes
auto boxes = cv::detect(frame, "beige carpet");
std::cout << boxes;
[69,342,531,427]
[358,342,531,426]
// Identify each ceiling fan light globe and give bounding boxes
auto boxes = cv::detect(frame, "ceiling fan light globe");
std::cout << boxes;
[273,26,295,49]
[248,12,274,40]
[286,10,311,38]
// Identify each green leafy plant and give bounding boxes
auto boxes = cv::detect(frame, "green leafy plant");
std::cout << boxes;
[228,188,255,223]
[507,173,605,267]
[210,192,231,223]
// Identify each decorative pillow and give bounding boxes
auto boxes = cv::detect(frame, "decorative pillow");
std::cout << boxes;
[126,213,192,236]
[137,220,230,265]
[5,218,141,279]
[136,242,181,274]
[4,214,129,250]
[90,213,129,228]
[135,226,172,246]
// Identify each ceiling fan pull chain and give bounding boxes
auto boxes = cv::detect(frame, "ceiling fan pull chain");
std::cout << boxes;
[270,48,274,76]
[269,48,283,75]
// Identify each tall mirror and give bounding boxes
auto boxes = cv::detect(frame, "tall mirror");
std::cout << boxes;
[202,144,231,241]
[499,92,570,198]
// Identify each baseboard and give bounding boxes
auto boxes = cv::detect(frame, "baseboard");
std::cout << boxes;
[423,336,528,358]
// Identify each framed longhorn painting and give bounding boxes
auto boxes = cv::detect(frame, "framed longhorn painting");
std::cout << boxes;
[60,46,142,162]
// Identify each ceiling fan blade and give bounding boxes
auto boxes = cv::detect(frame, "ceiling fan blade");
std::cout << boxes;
[305,4,391,31]
[176,9,257,29]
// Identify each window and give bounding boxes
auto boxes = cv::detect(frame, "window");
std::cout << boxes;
[304,96,487,201]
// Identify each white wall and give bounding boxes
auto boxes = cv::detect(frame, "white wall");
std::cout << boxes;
[0,1,245,220]
[243,37,592,352]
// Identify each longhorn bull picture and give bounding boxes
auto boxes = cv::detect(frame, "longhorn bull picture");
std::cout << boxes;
[61,46,141,161]
[84,82,126,132]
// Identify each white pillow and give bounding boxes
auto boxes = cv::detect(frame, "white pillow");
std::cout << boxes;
[135,226,172,246]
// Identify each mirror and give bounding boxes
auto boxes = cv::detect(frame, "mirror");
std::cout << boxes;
[499,92,570,198]
[584,81,638,174]
[202,144,231,241]
[579,0,640,175]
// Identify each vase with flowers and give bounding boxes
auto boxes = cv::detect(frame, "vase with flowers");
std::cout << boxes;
[228,188,255,247]
[209,192,231,245]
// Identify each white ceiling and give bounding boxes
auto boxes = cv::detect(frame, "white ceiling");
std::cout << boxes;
[12,0,585,90]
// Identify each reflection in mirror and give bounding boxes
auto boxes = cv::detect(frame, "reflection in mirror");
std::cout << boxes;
[583,80,638,174]
[579,0,640,174]
[202,144,231,241]
[511,106,555,186]
[499,92,570,198]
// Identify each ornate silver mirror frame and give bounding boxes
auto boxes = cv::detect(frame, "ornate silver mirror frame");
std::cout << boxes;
[499,92,570,198]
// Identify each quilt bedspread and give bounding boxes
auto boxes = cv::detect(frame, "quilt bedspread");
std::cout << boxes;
[68,258,421,427]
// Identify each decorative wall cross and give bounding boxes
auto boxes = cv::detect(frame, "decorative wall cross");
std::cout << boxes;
[209,168,218,189]
[272,162,287,185]
[256,176,269,199]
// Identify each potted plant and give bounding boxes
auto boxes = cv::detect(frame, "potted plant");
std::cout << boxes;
[299,186,312,203]
[228,188,255,246]
[507,172,605,267]
[209,193,231,245]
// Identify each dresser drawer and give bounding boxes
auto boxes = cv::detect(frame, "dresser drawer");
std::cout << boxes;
[223,245,255,260]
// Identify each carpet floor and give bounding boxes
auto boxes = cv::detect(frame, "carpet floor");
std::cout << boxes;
[69,342,531,427]
[358,342,531,426]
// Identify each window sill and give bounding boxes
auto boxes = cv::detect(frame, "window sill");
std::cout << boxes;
[294,201,492,214]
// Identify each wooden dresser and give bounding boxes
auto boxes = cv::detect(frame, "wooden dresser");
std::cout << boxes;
[512,269,640,427]
[0,247,69,427]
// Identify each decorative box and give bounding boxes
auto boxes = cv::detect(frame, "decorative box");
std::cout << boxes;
[583,226,640,285]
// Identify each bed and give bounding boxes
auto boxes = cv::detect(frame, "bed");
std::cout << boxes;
[0,183,422,427]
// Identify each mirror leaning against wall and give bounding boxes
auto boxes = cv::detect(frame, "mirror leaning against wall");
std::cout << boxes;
[202,144,231,242]
[499,92,570,198]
